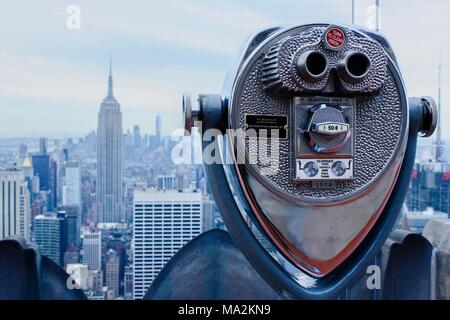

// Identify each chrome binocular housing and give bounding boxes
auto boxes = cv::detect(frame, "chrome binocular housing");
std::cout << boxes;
[183,23,437,299]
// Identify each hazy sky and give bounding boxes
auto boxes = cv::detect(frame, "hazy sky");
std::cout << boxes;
[0,0,449,138]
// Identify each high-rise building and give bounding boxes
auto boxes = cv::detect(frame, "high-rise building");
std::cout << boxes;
[124,265,133,300]
[142,134,149,148]
[64,244,79,267]
[31,153,57,210]
[133,125,141,149]
[132,190,202,299]
[155,114,162,146]
[49,159,58,210]
[22,154,33,181]
[0,170,31,241]
[87,270,103,293]
[202,196,218,232]
[19,144,28,157]
[105,249,120,299]
[57,211,69,266]
[34,213,64,266]
[61,206,80,249]
[31,176,40,194]
[83,231,102,271]
[407,162,450,215]
[63,161,81,207]
[39,137,48,155]
[96,59,123,223]
[124,129,133,148]
[81,183,93,223]
[32,154,50,190]
[62,148,69,162]
[156,175,176,190]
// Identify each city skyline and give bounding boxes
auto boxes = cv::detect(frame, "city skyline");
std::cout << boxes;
[0,1,449,302]
[1,1,450,138]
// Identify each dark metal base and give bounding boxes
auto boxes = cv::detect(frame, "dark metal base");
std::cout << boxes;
[0,228,434,300]
[0,237,86,300]
[344,229,434,300]
[144,229,279,300]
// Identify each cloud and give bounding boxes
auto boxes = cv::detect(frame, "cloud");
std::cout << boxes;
[0,0,449,138]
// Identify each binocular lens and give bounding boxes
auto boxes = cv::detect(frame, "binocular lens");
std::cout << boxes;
[338,51,371,83]
[296,50,328,82]
[347,52,370,77]
[305,51,328,77]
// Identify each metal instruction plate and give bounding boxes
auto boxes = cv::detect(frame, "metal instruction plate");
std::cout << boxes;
[293,96,355,182]
[244,114,288,139]
[296,158,353,180]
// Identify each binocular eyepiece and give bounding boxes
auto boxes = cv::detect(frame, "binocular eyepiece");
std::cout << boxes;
[296,50,328,82]
[183,23,438,299]
[295,49,371,84]
[337,51,371,83]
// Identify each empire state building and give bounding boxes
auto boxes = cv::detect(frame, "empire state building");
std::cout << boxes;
[96,59,123,223]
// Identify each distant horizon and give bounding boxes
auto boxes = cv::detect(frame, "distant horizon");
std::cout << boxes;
[1,1,450,138]
[0,130,167,139]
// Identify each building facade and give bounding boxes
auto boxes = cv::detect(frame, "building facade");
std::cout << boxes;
[61,206,80,249]
[156,175,176,190]
[132,190,202,299]
[97,60,124,223]
[34,213,63,265]
[407,162,450,216]
[31,154,50,191]
[63,161,81,207]
[124,265,133,300]
[0,169,31,242]
[83,231,102,271]
[105,249,120,299]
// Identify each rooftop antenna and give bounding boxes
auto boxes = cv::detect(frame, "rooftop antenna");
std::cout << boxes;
[436,49,444,162]
[352,0,356,24]
[376,0,381,31]
[352,0,381,30]
[107,54,114,99]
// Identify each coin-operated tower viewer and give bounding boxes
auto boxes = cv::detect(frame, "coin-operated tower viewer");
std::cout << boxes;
[0,23,438,300]
[180,23,438,299]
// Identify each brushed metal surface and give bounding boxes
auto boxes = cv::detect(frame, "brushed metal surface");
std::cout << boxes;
[225,24,408,275]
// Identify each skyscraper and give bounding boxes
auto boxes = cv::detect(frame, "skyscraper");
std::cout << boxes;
[22,154,33,180]
[64,244,79,267]
[202,196,217,232]
[124,265,133,300]
[132,190,202,299]
[155,114,162,147]
[156,175,176,190]
[31,153,57,211]
[97,59,123,223]
[34,213,65,266]
[32,154,50,190]
[60,206,80,249]
[49,158,58,210]
[0,169,31,242]
[39,137,48,155]
[133,125,141,149]
[83,231,102,271]
[63,161,81,207]
[57,211,69,266]
[105,249,120,299]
